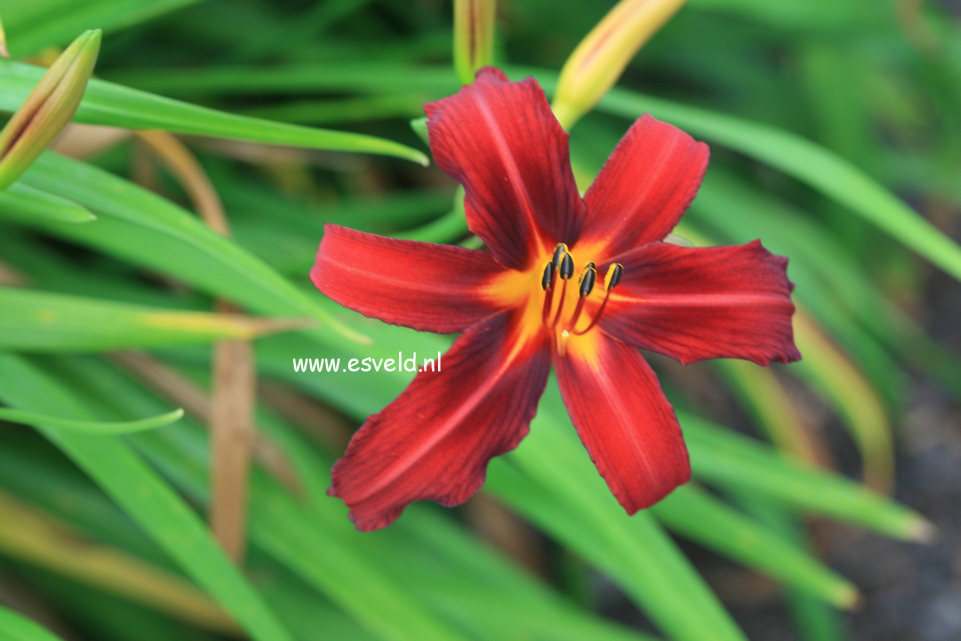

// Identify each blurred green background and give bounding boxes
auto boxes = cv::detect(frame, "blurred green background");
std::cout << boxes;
[1,1,960,640]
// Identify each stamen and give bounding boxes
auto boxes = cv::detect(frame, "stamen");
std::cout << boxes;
[540,261,554,291]
[558,252,574,279]
[551,243,568,270]
[605,262,624,290]
[572,262,624,336]
[541,261,556,325]
[567,262,596,330]
[550,252,574,328]
[577,262,597,298]
[543,245,570,326]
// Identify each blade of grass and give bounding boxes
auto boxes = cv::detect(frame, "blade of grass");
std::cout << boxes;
[793,311,895,491]
[0,605,67,641]
[23,353,477,641]
[0,490,236,633]
[681,412,930,540]
[0,287,306,350]
[739,499,847,641]
[104,63,460,97]
[0,60,428,165]
[652,485,858,608]
[0,183,93,224]
[0,353,296,641]
[17,152,368,343]
[12,568,222,641]
[0,0,199,57]
[0,407,183,434]
[713,360,823,463]
[136,128,256,563]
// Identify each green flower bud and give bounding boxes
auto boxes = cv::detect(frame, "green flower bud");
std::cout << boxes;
[552,0,685,129]
[0,14,9,59]
[453,0,496,85]
[0,29,101,190]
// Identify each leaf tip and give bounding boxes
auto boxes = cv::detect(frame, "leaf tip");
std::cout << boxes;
[71,210,97,223]
[837,584,863,611]
[908,516,937,544]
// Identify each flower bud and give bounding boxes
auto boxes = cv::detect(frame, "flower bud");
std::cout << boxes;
[453,0,496,85]
[552,0,685,129]
[0,14,9,58]
[0,29,101,189]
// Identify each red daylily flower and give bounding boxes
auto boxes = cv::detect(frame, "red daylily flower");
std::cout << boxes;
[311,68,800,531]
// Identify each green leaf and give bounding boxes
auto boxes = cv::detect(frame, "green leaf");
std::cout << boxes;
[17,152,368,344]
[0,182,94,223]
[23,354,476,641]
[0,0,199,57]
[0,353,296,641]
[740,501,847,641]
[0,407,183,434]
[652,486,858,608]
[0,287,302,350]
[0,606,68,641]
[0,59,428,165]
[682,413,931,541]
[105,63,459,97]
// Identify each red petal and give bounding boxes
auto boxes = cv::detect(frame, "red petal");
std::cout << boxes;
[554,336,690,514]
[329,313,551,530]
[426,68,586,269]
[600,240,801,365]
[311,224,504,333]
[582,115,708,256]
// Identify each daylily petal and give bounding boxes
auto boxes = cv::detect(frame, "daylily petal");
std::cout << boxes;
[311,224,504,333]
[600,240,801,365]
[426,67,586,269]
[581,115,708,256]
[329,313,551,530]
[555,335,690,514]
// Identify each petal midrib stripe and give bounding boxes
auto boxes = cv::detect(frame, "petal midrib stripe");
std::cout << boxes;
[471,89,543,247]
[612,292,791,307]
[355,343,522,500]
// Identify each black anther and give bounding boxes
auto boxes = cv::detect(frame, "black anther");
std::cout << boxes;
[578,262,596,297]
[558,253,574,279]
[607,263,624,290]
[540,262,554,290]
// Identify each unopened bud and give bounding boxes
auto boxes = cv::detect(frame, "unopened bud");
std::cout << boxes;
[0,14,9,58]
[552,0,685,129]
[0,29,101,189]
[453,0,496,85]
